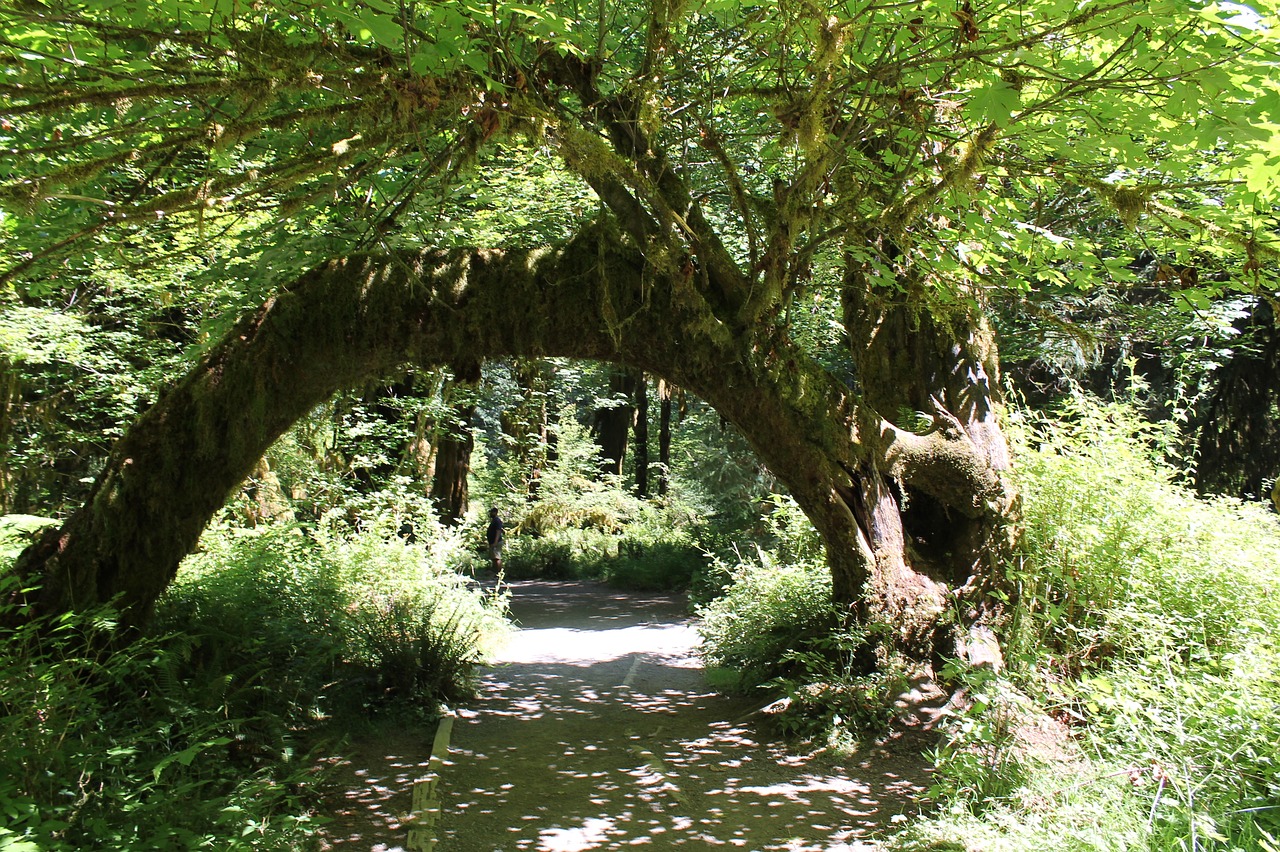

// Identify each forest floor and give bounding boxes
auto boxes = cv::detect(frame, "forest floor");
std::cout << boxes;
[314,580,944,852]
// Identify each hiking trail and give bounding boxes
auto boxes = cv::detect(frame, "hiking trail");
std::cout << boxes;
[317,580,940,851]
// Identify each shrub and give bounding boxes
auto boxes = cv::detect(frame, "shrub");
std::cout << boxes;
[884,398,1280,850]
[697,547,836,690]
[696,503,900,745]
[984,398,1280,847]
[346,592,485,702]
[0,576,320,850]
[0,504,511,851]
[166,517,510,713]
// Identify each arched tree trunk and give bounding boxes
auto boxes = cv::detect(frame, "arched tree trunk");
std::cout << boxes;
[10,226,1016,667]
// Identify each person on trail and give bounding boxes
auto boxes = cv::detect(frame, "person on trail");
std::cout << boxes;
[397,519,417,545]
[486,507,505,570]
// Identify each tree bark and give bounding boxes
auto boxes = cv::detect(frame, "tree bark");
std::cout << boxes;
[657,379,673,497]
[843,264,1018,656]
[592,367,637,479]
[635,373,650,498]
[429,361,481,525]
[11,225,1016,667]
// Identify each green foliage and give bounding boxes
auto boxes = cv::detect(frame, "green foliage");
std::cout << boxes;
[0,577,320,850]
[696,500,904,745]
[473,399,712,589]
[346,594,482,702]
[927,665,1029,808]
[901,397,1280,850]
[0,515,56,562]
[495,500,711,590]
[697,533,835,690]
[166,517,510,713]
[0,297,186,513]
[763,629,902,744]
[1012,398,1280,680]
[0,514,509,850]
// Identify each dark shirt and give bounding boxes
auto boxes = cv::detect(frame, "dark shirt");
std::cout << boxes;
[487,516,504,546]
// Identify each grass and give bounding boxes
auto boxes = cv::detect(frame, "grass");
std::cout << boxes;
[0,514,510,850]
[890,399,1280,851]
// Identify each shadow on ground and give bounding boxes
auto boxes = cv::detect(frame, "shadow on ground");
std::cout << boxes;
[317,580,937,852]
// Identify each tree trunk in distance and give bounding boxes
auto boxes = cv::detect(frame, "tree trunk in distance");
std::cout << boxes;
[635,373,650,498]
[593,368,637,479]
[657,379,672,497]
[508,360,553,500]
[430,361,481,525]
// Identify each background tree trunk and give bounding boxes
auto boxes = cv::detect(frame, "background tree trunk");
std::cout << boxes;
[430,361,481,525]
[500,360,554,501]
[634,373,650,498]
[592,368,637,478]
[658,379,673,497]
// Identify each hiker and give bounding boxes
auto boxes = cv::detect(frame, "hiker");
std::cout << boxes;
[397,519,416,544]
[486,507,505,570]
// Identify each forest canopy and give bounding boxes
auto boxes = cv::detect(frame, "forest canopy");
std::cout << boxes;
[4,2,1280,849]
[2,0,1279,643]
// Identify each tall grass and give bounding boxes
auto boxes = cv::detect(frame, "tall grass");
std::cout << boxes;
[897,399,1280,851]
[1012,400,1280,849]
[0,514,510,850]
[0,576,322,850]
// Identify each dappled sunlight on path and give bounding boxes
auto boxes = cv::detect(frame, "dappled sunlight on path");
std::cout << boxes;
[437,580,931,851]
[316,733,435,851]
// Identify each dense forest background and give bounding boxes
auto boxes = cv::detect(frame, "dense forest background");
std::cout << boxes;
[3,0,1280,849]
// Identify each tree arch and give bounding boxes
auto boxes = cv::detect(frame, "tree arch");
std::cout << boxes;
[12,223,1013,663]
[7,0,1270,668]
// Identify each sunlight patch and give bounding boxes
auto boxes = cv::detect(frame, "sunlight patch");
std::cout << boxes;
[537,817,617,851]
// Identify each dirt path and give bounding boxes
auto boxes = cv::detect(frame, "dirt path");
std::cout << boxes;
[318,580,937,851]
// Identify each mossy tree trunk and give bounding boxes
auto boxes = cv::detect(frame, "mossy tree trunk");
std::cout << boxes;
[11,225,1017,665]
[842,264,1018,654]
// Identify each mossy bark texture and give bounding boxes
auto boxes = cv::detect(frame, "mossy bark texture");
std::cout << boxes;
[13,226,1017,663]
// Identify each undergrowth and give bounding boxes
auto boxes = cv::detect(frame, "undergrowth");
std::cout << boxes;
[893,398,1280,851]
[0,515,509,850]
[697,495,900,745]
[695,398,1280,851]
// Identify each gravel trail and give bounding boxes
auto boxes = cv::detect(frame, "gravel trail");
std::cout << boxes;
[320,580,935,852]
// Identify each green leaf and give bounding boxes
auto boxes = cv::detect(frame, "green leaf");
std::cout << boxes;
[357,11,404,48]
[966,81,1020,128]
[1242,152,1280,196]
